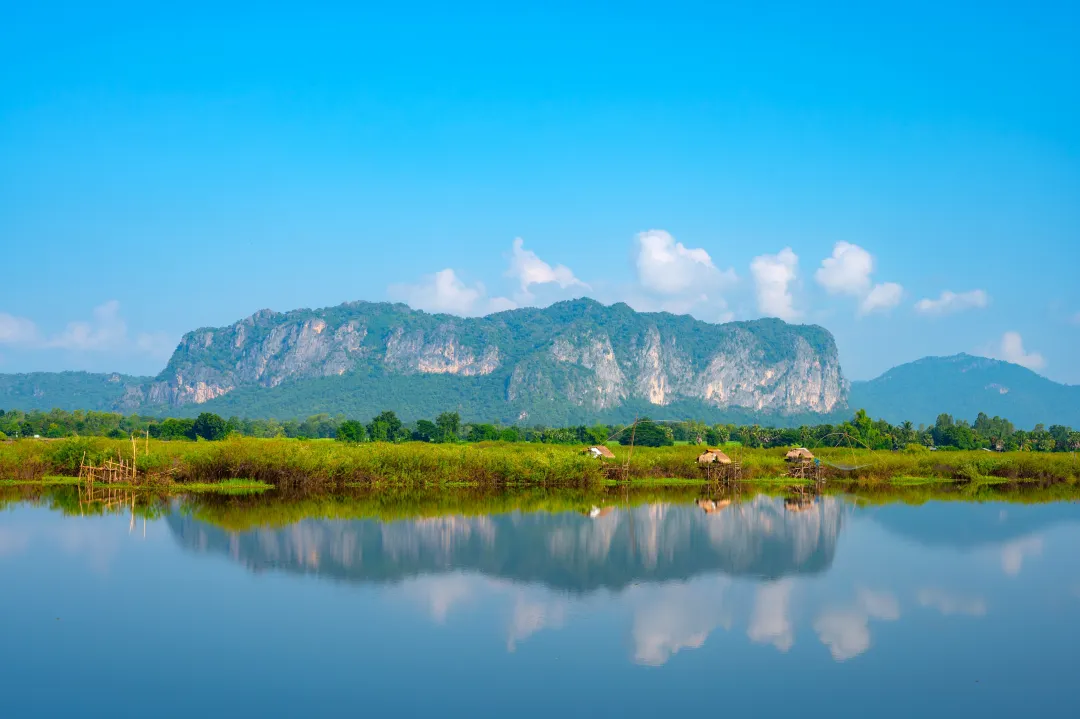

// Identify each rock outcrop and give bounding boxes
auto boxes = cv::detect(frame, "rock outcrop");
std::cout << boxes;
[139,298,847,420]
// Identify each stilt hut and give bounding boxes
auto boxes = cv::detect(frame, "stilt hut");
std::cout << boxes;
[785,447,818,480]
[584,445,616,459]
[698,448,740,481]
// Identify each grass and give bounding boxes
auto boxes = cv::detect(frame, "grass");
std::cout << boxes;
[0,476,270,495]
[2,436,1079,489]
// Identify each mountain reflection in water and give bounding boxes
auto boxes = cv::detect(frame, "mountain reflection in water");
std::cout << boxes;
[167,495,844,590]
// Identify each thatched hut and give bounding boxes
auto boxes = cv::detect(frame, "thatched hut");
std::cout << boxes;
[584,445,616,459]
[697,448,732,465]
[785,447,815,462]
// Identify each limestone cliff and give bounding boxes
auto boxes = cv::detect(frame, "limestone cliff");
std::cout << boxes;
[137,298,847,421]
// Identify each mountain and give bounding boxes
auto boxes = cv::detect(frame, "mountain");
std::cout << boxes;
[0,299,848,424]
[137,298,846,423]
[849,353,1080,428]
[0,371,150,412]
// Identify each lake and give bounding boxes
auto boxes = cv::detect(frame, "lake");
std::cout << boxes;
[2,488,1080,717]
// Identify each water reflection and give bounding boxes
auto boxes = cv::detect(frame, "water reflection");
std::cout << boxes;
[168,495,845,589]
[4,485,1080,718]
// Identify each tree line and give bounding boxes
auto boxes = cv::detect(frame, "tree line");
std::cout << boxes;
[1,407,1078,452]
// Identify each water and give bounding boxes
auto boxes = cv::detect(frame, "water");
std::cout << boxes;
[3,490,1080,717]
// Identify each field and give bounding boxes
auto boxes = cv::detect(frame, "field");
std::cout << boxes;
[2,436,1080,490]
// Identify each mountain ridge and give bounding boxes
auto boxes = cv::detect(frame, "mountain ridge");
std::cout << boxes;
[849,352,1080,428]
[2,298,847,424]
[4,300,1077,427]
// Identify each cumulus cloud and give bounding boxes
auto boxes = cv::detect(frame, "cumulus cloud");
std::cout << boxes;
[859,282,904,315]
[815,242,874,296]
[631,581,731,666]
[49,300,128,351]
[506,593,566,652]
[981,331,1046,371]
[507,238,587,298]
[405,574,476,624]
[814,588,899,662]
[634,230,735,296]
[2,302,172,358]
[0,312,40,346]
[388,268,514,316]
[915,290,989,315]
[750,248,799,320]
[916,589,987,616]
[1000,536,1043,577]
[815,242,903,317]
[747,580,795,652]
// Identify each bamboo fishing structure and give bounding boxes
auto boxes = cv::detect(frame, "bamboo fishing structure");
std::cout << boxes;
[78,435,141,486]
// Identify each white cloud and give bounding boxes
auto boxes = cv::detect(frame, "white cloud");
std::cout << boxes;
[0,312,40,346]
[49,300,128,351]
[506,593,565,652]
[815,241,874,296]
[747,580,795,652]
[750,248,799,320]
[814,588,899,662]
[915,290,989,315]
[859,282,904,315]
[1,301,171,358]
[916,589,987,616]
[634,230,735,297]
[815,242,903,317]
[388,268,486,315]
[507,238,587,298]
[1000,536,1043,577]
[631,581,731,666]
[486,296,518,313]
[981,331,1046,371]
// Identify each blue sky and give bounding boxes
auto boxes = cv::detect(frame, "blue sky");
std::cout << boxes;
[1,1,1078,382]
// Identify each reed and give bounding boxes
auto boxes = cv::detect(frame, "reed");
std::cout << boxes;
[3,436,1079,488]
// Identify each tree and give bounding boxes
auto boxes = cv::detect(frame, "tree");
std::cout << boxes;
[192,412,228,441]
[412,419,439,442]
[468,423,500,442]
[618,419,673,447]
[366,410,404,443]
[336,419,366,443]
[435,412,461,443]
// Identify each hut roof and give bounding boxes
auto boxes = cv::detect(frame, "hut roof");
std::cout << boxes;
[697,449,732,464]
[585,445,616,459]
[785,447,815,461]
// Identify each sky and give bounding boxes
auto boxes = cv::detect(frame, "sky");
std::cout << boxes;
[1,0,1078,382]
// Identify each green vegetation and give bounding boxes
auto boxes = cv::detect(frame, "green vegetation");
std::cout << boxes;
[3,435,1079,489]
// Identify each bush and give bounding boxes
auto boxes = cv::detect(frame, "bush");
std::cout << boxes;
[336,420,366,444]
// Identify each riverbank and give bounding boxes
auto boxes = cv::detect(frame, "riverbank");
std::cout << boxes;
[3,436,1079,488]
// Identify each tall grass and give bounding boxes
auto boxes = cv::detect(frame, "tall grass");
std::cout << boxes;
[3,437,1080,488]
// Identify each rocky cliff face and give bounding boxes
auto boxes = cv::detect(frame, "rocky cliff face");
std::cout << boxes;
[135,298,847,419]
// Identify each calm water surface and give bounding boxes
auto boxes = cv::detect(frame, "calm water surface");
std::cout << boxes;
[3,491,1080,717]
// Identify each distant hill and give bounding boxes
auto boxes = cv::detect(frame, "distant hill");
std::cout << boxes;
[0,371,149,413]
[849,354,1080,429]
